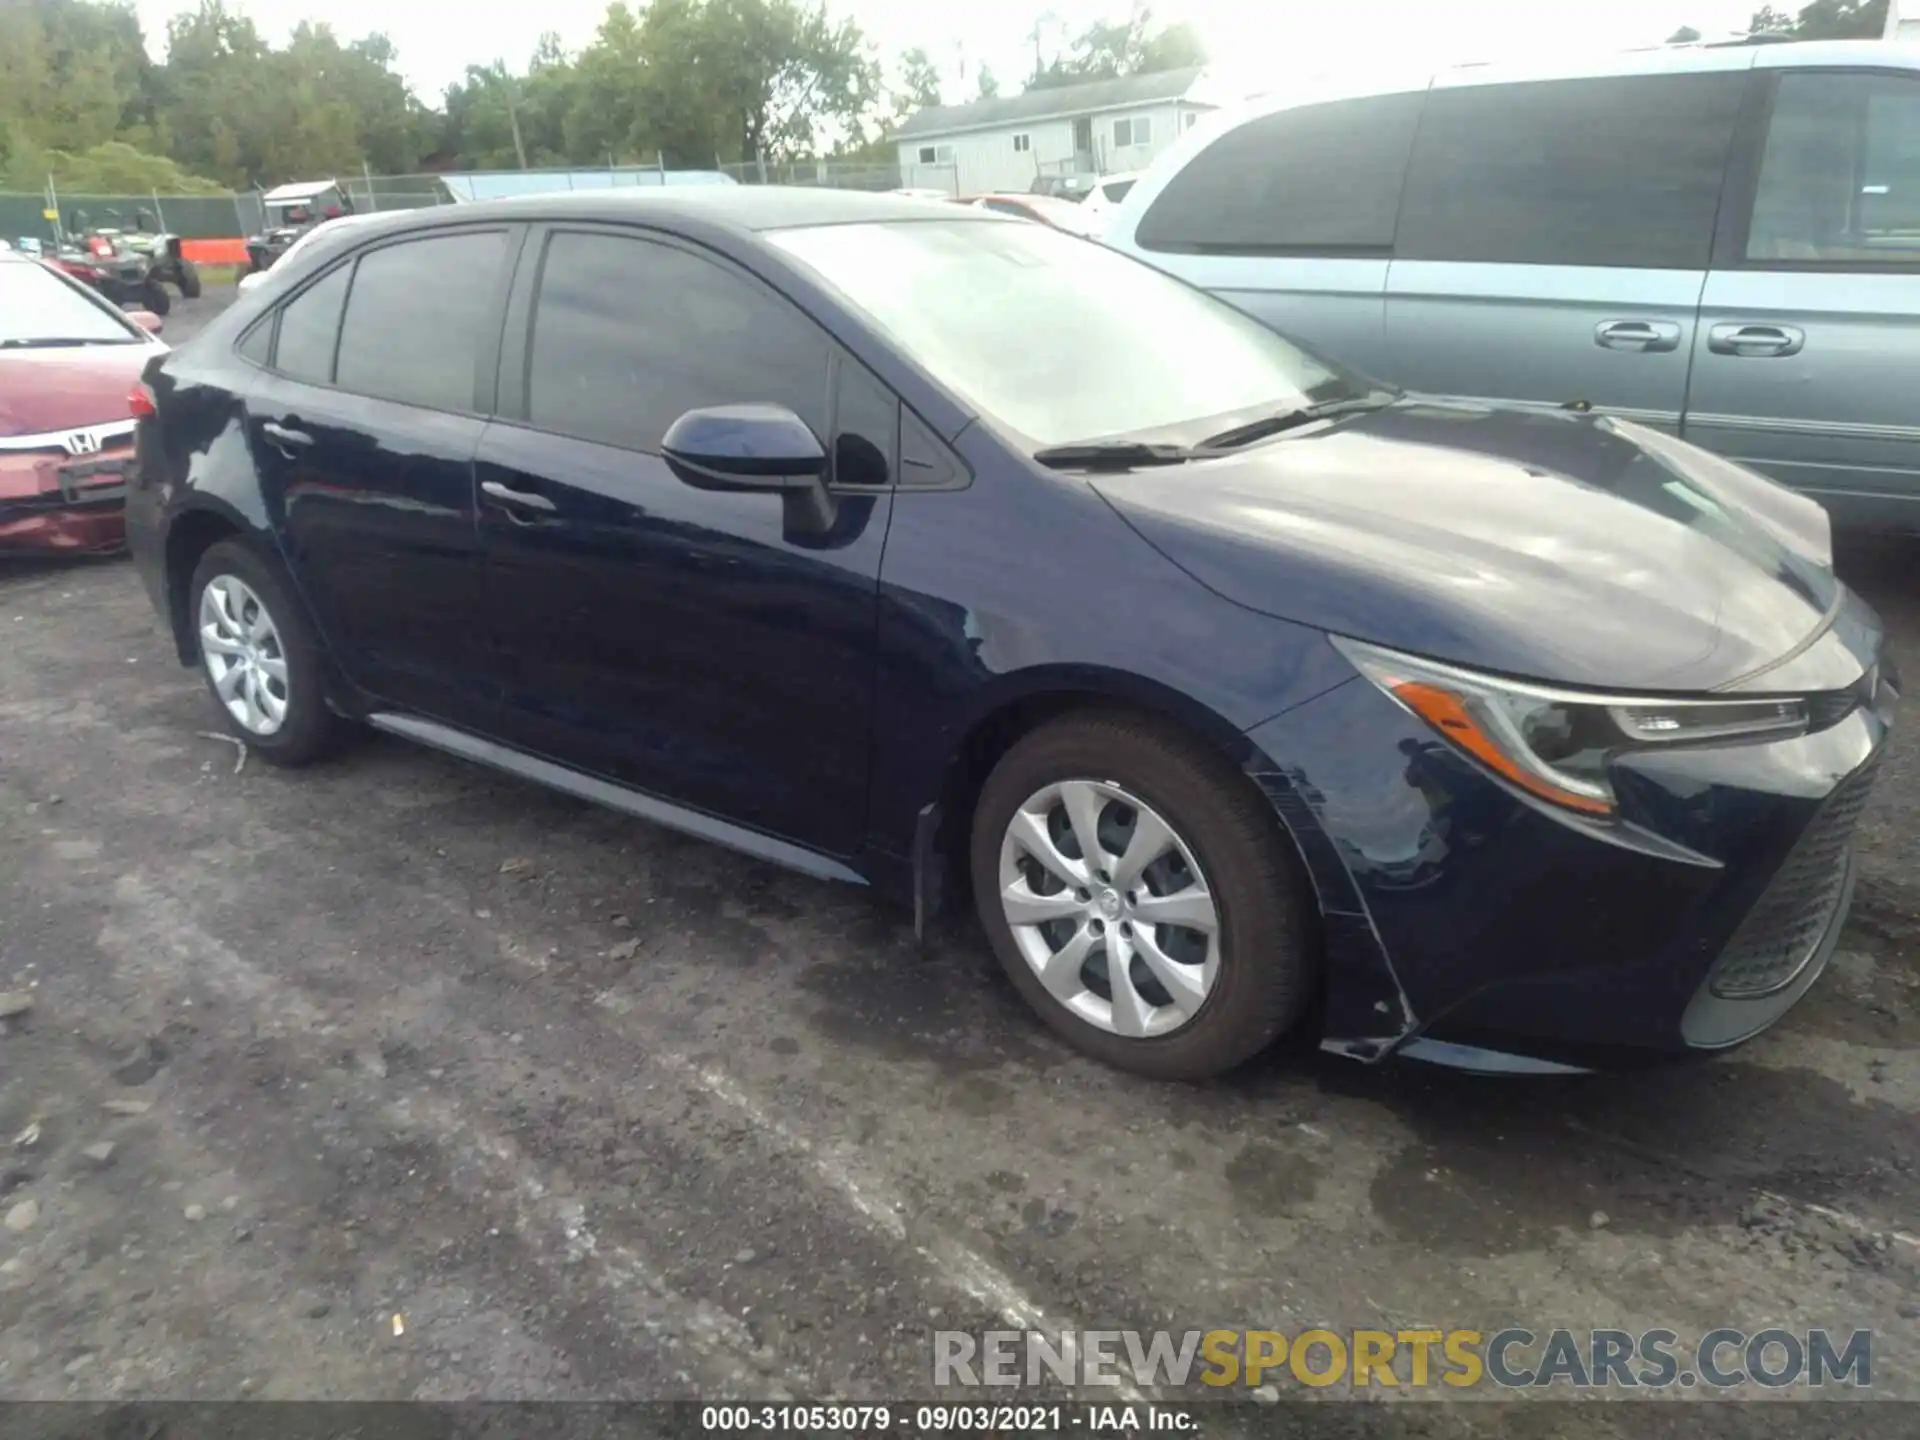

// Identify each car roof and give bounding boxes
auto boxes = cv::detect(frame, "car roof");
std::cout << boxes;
[263,180,343,203]
[363,186,1004,238]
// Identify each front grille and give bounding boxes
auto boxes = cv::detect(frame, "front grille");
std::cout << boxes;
[1706,754,1880,998]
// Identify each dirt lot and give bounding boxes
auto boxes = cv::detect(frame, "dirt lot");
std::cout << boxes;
[1,287,1917,1427]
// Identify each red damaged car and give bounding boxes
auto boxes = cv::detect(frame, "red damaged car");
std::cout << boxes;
[0,250,166,555]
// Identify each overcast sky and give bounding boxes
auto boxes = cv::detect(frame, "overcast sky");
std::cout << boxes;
[128,0,1767,105]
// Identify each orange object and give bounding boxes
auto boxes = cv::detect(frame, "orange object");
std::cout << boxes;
[1391,680,1612,815]
[180,238,250,266]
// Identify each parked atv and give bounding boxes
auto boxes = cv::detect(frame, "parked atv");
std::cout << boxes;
[49,223,172,316]
[111,210,202,299]
[243,180,353,277]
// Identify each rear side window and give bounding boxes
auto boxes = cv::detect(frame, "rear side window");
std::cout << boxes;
[333,231,510,412]
[1396,73,1746,269]
[525,230,830,453]
[1747,70,1920,265]
[273,264,349,383]
[1135,91,1423,254]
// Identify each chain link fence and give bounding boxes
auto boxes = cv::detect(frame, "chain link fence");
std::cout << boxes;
[0,191,253,246]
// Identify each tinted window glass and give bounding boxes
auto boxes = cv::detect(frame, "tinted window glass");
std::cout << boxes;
[527,231,830,452]
[1748,71,1920,265]
[273,263,350,383]
[236,318,272,366]
[1136,91,1423,253]
[832,358,896,488]
[1398,73,1745,269]
[333,231,508,411]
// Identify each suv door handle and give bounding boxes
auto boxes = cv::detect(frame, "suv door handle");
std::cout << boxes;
[1594,320,1681,353]
[481,479,558,513]
[1707,323,1805,358]
[260,420,313,456]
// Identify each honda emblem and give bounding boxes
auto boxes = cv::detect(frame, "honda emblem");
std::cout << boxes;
[61,430,103,457]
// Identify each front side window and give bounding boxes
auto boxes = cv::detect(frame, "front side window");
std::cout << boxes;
[273,263,351,383]
[1748,70,1920,265]
[1136,91,1423,254]
[526,230,830,453]
[333,231,509,411]
[1396,73,1746,269]
[770,218,1362,448]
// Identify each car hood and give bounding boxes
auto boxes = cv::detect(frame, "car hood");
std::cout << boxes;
[1093,400,1842,693]
[0,345,156,437]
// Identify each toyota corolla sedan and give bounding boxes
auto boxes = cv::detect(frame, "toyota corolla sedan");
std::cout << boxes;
[1,250,166,554]
[125,190,1895,1080]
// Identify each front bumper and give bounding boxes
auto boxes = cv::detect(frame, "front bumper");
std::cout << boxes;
[1244,612,1895,1073]
[0,448,130,554]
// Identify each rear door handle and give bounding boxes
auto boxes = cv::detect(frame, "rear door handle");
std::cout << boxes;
[1594,320,1682,353]
[260,420,313,456]
[481,479,558,513]
[1707,323,1805,358]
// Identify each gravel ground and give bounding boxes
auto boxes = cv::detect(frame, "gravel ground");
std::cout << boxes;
[0,288,1916,1428]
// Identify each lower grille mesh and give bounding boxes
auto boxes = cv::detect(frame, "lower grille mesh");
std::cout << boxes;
[1707,754,1879,999]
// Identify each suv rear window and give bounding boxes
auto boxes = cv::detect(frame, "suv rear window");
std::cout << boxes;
[1395,72,1746,270]
[1135,91,1423,254]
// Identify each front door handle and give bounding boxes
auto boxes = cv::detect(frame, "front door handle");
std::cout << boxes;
[260,420,313,457]
[1594,320,1682,353]
[481,479,558,513]
[1707,323,1805,358]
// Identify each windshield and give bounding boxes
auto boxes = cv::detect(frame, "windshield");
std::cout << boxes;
[768,219,1360,447]
[0,262,140,346]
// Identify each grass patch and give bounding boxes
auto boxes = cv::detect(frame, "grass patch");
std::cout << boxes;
[193,263,240,287]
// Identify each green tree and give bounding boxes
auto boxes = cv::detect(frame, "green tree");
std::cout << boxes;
[1667,25,1703,41]
[897,46,944,115]
[1749,0,1888,36]
[1026,7,1206,91]
[977,65,1001,100]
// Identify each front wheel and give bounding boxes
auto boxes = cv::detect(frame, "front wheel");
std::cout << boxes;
[138,277,171,315]
[189,540,342,766]
[970,712,1315,1080]
[175,259,202,298]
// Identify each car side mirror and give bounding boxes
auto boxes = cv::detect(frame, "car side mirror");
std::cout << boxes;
[130,309,163,336]
[662,404,836,533]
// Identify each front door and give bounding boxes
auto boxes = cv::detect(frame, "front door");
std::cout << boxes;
[1686,64,1920,524]
[244,226,516,725]
[475,226,894,857]
[1384,68,1749,431]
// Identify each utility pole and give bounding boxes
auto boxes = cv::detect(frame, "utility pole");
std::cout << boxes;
[1026,11,1057,84]
[502,67,530,170]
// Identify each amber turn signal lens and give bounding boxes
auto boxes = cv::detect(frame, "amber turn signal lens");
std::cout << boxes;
[1391,680,1615,816]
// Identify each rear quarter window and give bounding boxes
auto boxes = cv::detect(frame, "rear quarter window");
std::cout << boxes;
[1136,90,1424,254]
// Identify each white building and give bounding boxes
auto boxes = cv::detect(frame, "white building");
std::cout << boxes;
[893,68,1215,196]
[1889,0,1920,40]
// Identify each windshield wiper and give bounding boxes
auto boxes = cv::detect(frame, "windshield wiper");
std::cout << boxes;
[1199,391,1400,450]
[1030,441,1197,472]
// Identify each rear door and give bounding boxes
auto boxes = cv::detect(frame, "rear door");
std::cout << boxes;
[1112,89,1425,375]
[1384,61,1752,430]
[245,225,517,725]
[1687,60,1920,522]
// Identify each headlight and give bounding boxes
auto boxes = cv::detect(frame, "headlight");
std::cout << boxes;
[1332,637,1809,818]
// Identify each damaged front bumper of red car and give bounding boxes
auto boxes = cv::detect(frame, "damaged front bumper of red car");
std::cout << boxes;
[0,441,132,554]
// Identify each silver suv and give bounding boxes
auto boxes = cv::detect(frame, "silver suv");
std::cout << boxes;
[1103,39,1920,529]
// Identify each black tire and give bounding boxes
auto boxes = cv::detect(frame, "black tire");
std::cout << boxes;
[138,277,171,316]
[970,712,1314,1081]
[176,259,202,299]
[188,539,342,767]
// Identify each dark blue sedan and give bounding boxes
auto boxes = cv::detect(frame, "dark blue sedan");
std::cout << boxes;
[125,189,1897,1079]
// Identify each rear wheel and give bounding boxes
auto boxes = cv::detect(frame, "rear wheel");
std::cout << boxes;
[189,540,342,766]
[175,259,202,299]
[970,712,1314,1080]
[138,277,170,315]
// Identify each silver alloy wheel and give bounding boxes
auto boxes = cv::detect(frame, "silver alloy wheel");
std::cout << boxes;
[997,778,1222,1038]
[198,574,290,737]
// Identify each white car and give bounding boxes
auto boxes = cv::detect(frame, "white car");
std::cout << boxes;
[237,211,386,296]
[1077,171,1143,229]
